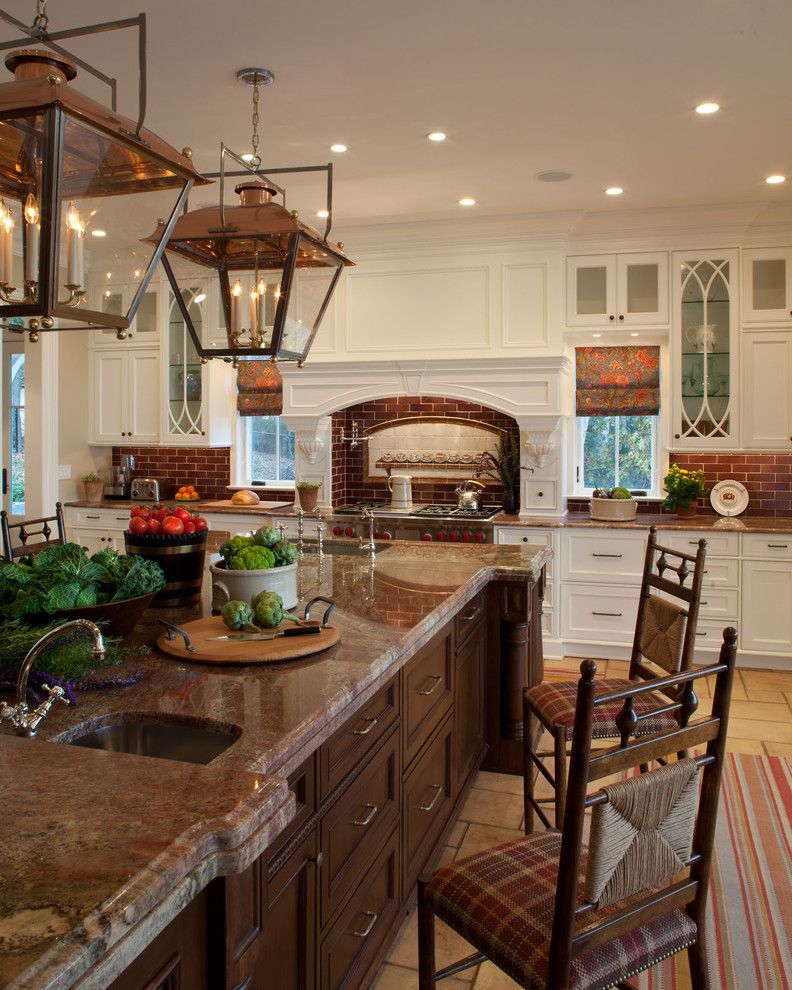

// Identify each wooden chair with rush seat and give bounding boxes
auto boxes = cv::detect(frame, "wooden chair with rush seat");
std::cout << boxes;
[417,627,737,990]
[1,502,67,560]
[523,526,707,831]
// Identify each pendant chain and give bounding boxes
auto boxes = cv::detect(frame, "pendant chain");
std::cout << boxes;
[250,74,261,168]
[32,0,48,32]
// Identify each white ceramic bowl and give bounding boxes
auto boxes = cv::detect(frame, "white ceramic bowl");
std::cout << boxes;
[210,561,298,611]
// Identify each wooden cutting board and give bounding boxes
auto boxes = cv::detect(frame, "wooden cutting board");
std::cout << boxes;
[157,615,340,664]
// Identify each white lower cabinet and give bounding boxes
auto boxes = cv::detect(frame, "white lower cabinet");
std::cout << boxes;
[71,528,124,554]
[560,584,639,644]
[741,330,792,449]
[561,529,646,584]
[495,526,556,639]
[741,558,792,655]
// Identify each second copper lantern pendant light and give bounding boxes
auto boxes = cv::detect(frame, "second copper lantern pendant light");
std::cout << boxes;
[156,67,354,373]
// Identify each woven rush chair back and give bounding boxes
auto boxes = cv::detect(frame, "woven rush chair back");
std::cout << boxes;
[629,527,707,686]
[546,628,737,987]
[0,502,66,560]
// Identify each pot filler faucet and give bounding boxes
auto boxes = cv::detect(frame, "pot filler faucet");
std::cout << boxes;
[0,619,105,736]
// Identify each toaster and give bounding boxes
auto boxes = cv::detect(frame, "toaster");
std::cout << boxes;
[130,477,160,501]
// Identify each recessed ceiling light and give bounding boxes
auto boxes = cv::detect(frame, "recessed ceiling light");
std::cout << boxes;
[605,186,623,196]
[630,331,640,337]
[194,292,207,305]
[535,170,573,183]
[427,131,447,142]
[766,174,786,185]
[458,197,476,207]
[316,209,330,218]
[133,269,141,279]
[105,272,112,279]
[592,333,602,338]
[329,143,347,153]
[91,229,106,237]
[695,102,720,115]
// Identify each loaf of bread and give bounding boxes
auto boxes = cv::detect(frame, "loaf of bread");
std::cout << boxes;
[231,489,261,506]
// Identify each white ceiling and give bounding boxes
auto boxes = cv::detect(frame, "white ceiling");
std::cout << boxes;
[3,0,792,227]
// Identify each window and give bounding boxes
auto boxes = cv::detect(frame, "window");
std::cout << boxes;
[243,416,295,485]
[3,348,25,517]
[574,345,661,496]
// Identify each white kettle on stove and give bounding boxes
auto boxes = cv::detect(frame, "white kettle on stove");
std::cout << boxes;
[388,473,413,510]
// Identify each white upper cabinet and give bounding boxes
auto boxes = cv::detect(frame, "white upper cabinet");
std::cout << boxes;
[742,248,792,323]
[90,280,163,346]
[672,250,738,449]
[741,329,792,448]
[90,347,160,445]
[566,252,668,327]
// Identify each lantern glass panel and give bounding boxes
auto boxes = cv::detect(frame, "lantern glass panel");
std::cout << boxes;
[277,234,343,361]
[0,113,45,302]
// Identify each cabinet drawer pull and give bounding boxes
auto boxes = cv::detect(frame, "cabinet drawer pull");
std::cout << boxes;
[352,716,378,736]
[351,911,378,938]
[231,978,253,990]
[460,608,478,622]
[697,631,708,638]
[701,602,709,607]
[592,610,623,617]
[767,543,789,549]
[85,514,101,519]
[417,784,443,812]
[352,803,378,827]
[417,674,443,696]
[115,516,127,521]
[591,552,623,558]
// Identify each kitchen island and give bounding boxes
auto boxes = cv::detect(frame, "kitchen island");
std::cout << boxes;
[0,540,550,990]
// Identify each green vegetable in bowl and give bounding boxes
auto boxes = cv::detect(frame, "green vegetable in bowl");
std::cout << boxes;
[220,600,259,632]
[611,487,633,500]
[228,546,276,571]
[252,591,284,628]
[219,534,255,566]
[253,526,281,549]
[272,539,298,566]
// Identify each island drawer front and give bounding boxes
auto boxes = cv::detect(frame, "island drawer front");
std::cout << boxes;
[454,590,485,652]
[402,716,454,897]
[562,531,647,583]
[320,729,400,928]
[402,629,453,768]
[660,531,739,558]
[266,755,317,863]
[320,827,400,990]
[320,678,399,799]
[742,532,792,559]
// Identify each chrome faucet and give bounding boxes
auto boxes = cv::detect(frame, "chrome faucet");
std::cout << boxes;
[0,619,104,737]
[359,508,377,560]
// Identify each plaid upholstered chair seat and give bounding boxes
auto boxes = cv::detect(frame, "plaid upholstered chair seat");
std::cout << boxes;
[424,831,697,990]
[525,678,677,740]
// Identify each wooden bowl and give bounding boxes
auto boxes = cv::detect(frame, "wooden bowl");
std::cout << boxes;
[58,591,157,638]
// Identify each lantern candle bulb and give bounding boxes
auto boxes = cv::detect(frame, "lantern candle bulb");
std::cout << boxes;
[255,279,267,334]
[0,202,13,286]
[23,193,39,287]
[65,201,84,287]
[231,278,243,333]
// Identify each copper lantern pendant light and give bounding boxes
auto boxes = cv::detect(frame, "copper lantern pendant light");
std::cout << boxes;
[155,67,354,366]
[0,1,205,341]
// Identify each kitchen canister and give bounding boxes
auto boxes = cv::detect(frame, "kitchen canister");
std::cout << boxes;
[210,561,298,611]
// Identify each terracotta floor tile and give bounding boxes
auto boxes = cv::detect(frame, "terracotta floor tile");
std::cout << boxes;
[727,718,792,743]
[372,963,471,990]
[457,788,524,830]
[447,819,467,848]
[725,737,767,755]
[472,961,522,989]
[727,699,790,722]
[764,741,792,759]
[386,911,477,976]
[473,770,524,796]
[457,823,525,859]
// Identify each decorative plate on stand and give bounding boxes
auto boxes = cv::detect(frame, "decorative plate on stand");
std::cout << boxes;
[710,479,749,517]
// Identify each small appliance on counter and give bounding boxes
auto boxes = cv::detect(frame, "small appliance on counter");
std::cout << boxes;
[130,477,160,502]
[387,473,413,510]
[104,454,136,500]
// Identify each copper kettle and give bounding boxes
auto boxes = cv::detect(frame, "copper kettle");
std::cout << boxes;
[455,479,486,511]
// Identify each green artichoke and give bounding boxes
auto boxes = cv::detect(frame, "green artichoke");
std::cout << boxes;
[220,600,259,632]
[253,526,281,548]
[272,539,298,566]
[252,590,284,629]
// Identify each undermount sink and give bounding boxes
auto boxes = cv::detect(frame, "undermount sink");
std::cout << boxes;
[64,719,239,765]
[302,539,393,556]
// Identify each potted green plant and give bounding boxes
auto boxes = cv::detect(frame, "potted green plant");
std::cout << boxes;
[296,480,321,513]
[474,434,523,514]
[662,465,707,517]
[81,472,105,505]
[590,487,637,521]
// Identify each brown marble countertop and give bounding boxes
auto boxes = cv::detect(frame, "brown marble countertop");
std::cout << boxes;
[494,511,792,533]
[0,541,550,990]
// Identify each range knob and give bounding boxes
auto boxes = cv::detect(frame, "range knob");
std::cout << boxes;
[475,531,486,543]
[380,531,393,541]
[435,530,447,542]
[461,531,472,543]
[421,532,433,542]
[448,531,459,542]
[332,526,342,536]
[344,526,355,538]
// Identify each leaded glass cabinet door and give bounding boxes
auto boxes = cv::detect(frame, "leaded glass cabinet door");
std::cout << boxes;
[166,284,206,442]
[672,251,738,448]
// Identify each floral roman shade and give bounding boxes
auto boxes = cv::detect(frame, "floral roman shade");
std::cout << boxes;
[575,346,661,417]
[236,360,283,417]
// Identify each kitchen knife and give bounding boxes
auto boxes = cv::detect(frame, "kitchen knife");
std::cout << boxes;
[209,625,322,642]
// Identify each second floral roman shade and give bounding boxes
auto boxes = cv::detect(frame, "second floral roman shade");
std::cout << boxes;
[575,346,661,417]
[236,360,283,417]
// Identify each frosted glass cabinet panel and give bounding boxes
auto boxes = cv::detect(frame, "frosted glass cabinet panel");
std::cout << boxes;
[166,284,206,441]
[91,282,161,345]
[742,248,792,323]
[618,253,669,324]
[566,252,668,327]
[672,251,738,449]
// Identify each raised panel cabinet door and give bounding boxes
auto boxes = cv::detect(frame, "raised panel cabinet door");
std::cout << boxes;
[566,254,617,326]
[91,349,127,443]
[127,349,161,443]
[454,624,486,794]
[741,330,792,448]
[71,527,117,555]
[615,251,669,326]
[742,248,792,323]
[741,559,792,655]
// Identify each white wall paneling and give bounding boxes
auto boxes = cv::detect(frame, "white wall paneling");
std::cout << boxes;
[741,329,792,449]
[501,262,549,348]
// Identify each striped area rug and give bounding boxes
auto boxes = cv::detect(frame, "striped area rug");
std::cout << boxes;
[637,753,792,989]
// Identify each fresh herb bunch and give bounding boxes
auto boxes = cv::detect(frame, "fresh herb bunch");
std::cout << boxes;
[662,465,707,511]
[0,618,149,678]
[474,434,523,488]
[0,543,165,621]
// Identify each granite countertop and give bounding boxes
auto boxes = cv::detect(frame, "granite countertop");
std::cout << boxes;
[494,511,792,533]
[0,541,550,990]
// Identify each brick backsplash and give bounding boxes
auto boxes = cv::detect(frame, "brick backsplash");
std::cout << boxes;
[670,452,792,517]
[112,446,233,501]
[331,397,520,507]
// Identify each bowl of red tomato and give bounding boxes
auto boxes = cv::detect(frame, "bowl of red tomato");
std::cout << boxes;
[124,505,210,607]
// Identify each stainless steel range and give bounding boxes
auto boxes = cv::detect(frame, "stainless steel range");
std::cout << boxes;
[331,502,500,543]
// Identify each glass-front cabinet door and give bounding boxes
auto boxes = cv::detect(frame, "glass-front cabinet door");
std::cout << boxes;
[672,251,738,448]
[165,284,206,442]
[566,255,617,326]
[566,252,668,327]
[742,247,792,323]
[91,281,161,344]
